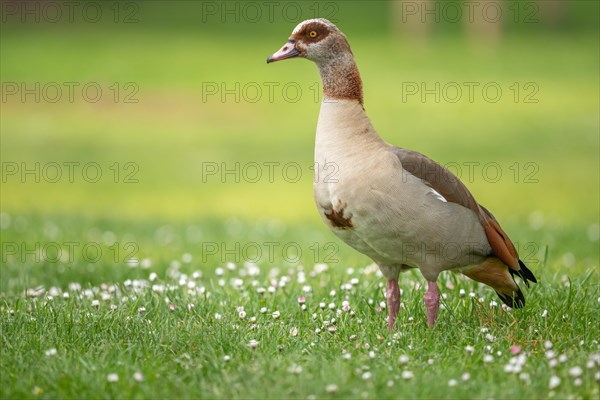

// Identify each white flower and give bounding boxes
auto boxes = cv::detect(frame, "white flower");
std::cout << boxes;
[569,366,583,377]
[214,313,222,320]
[549,375,560,389]
[107,373,119,383]
[238,311,246,319]
[399,355,409,364]
[248,339,259,349]
[223,355,231,362]
[459,289,466,297]
[91,300,100,307]
[541,309,548,318]
[461,372,470,381]
[133,371,144,382]
[448,379,457,387]
[504,364,517,373]
[290,327,298,337]
[325,384,338,393]
[558,354,567,363]
[272,310,280,319]
[44,348,57,357]
[328,303,335,310]
[483,355,494,363]
[465,345,475,354]
[314,263,328,273]
[319,302,326,309]
[361,372,372,380]
[231,279,243,288]
[369,351,375,359]
[260,307,267,314]
[544,340,553,349]
[485,334,495,342]
[402,371,414,380]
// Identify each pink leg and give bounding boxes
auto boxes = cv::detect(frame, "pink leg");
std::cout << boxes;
[423,281,440,327]
[386,279,400,332]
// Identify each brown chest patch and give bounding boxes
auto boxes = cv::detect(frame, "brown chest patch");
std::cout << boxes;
[324,206,353,229]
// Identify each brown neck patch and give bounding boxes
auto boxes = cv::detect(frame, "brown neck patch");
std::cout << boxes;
[290,20,364,104]
[319,58,363,104]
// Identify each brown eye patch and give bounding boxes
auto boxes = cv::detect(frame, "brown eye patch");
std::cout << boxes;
[291,22,330,43]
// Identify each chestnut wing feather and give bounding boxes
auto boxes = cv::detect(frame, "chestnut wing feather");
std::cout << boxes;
[391,147,520,270]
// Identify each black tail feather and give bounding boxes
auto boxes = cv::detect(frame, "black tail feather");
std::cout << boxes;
[499,259,536,308]
[510,259,538,288]
[495,287,525,308]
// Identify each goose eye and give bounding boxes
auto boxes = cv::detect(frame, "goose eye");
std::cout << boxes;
[309,31,318,38]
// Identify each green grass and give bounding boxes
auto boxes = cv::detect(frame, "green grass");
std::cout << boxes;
[1,215,599,399]
[1,1,599,398]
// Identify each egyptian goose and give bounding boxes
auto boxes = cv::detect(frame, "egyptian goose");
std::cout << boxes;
[267,19,537,330]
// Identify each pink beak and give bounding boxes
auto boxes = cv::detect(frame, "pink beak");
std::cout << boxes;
[267,39,300,63]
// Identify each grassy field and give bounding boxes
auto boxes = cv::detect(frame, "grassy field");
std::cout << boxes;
[1,213,599,399]
[1,1,599,399]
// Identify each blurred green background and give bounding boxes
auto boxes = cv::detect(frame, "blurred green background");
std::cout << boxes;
[1,0,598,235]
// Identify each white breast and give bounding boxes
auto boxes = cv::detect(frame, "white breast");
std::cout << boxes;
[313,98,384,207]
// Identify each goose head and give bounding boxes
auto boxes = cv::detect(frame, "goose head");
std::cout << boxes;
[266,19,352,66]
